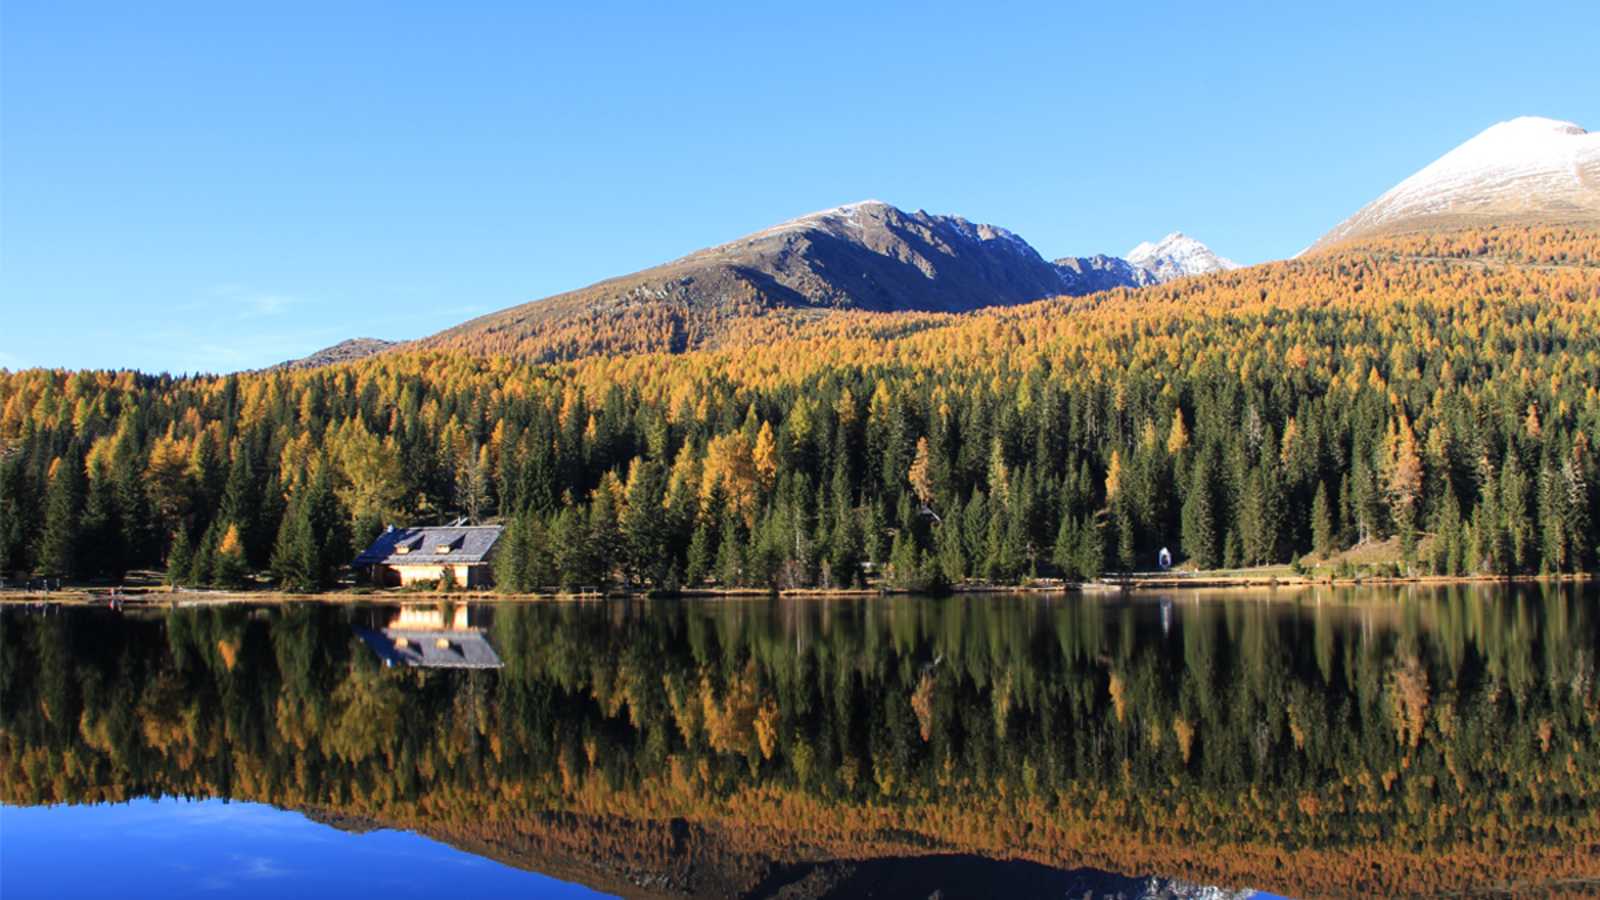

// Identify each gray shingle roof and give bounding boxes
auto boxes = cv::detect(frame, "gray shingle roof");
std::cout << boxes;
[355,626,504,669]
[353,525,503,566]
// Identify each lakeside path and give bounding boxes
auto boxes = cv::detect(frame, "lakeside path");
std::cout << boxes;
[2,572,1591,606]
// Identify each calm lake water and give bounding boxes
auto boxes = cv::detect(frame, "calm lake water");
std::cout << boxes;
[2,585,1596,898]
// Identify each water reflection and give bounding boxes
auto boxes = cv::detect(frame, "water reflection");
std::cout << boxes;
[355,603,503,669]
[1,585,1596,897]
[0,798,602,899]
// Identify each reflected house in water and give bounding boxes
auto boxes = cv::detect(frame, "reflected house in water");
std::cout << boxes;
[356,604,503,669]
[354,524,503,588]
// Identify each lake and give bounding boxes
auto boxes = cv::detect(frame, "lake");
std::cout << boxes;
[2,585,1597,898]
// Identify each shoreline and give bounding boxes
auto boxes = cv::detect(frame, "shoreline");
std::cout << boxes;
[1,572,1592,606]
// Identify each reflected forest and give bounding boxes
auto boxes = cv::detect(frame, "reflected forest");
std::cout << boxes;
[3,586,1597,897]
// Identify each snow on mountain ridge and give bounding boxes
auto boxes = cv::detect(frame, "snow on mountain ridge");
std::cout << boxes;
[1124,232,1240,282]
[1311,116,1600,250]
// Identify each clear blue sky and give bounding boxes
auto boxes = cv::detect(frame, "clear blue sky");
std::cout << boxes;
[3,0,1597,374]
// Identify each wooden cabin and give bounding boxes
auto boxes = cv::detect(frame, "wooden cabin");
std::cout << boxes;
[353,525,503,588]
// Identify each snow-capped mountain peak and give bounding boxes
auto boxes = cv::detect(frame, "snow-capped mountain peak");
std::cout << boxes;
[1310,116,1600,251]
[1124,232,1240,282]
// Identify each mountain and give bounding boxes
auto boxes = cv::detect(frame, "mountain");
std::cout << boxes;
[1054,233,1237,293]
[1310,116,1600,252]
[1125,232,1240,281]
[273,337,394,370]
[1052,253,1156,293]
[414,201,1248,362]
[418,200,1074,360]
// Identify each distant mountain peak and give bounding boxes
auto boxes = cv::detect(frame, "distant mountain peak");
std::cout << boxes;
[1310,115,1600,251]
[1126,231,1189,258]
[1476,116,1587,139]
[772,198,892,225]
[270,337,395,371]
[1124,233,1239,282]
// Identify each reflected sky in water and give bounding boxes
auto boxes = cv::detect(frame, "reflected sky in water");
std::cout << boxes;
[0,798,603,899]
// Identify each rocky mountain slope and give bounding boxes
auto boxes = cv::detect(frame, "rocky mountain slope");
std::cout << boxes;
[416,201,1075,360]
[413,201,1238,362]
[1052,253,1156,293]
[1309,116,1600,252]
[271,337,395,370]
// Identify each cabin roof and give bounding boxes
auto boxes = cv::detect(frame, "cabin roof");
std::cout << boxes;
[353,525,503,566]
[355,626,504,669]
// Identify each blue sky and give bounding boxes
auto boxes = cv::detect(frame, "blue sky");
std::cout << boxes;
[3,0,1597,374]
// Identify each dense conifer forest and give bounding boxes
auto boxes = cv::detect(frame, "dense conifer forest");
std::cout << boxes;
[1,227,1598,590]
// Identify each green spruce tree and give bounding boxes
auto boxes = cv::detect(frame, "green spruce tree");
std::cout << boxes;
[39,450,86,578]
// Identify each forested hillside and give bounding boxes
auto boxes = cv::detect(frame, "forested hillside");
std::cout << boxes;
[1,226,1598,590]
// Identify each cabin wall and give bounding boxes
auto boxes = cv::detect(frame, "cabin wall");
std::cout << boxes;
[374,563,492,588]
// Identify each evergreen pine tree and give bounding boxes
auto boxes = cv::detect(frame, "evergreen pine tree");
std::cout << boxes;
[1074,515,1104,581]
[1500,451,1533,572]
[113,450,158,571]
[303,463,350,588]
[213,523,249,589]
[1352,459,1383,544]
[1468,485,1507,574]
[40,450,85,578]
[523,513,555,589]
[188,431,225,539]
[1310,481,1334,559]
[863,499,888,568]
[80,464,126,578]
[270,494,308,589]
[493,510,531,592]
[1181,464,1218,570]
[351,508,384,560]
[587,478,623,589]
[190,520,220,585]
[219,447,267,568]
[1052,513,1077,577]
[715,514,744,587]
[271,465,350,592]
[621,458,671,587]
[552,506,593,592]
[888,528,931,590]
[166,527,193,586]
[1429,488,1465,576]
[1563,456,1593,573]
[937,512,966,585]
[1537,460,1566,573]
[1114,496,1136,572]
[829,505,864,588]
[0,456,30,575]
[685,519,714,587]
[1223,528,1243,570]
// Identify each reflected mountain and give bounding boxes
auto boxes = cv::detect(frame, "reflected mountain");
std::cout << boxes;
[2,587,1597,898]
